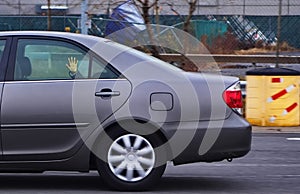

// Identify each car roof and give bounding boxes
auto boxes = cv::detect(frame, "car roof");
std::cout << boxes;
[0,31,99,39]
[0,31,183,78]
[0,31,108,48]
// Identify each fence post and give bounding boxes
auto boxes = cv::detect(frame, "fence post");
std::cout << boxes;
[47,0,51,31]
[276,0,282,68]
[81,0,88,34]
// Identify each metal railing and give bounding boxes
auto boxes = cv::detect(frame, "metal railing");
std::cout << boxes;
[158,54,300,65]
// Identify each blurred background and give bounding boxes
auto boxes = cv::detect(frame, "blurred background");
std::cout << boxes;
[0,0,299,52]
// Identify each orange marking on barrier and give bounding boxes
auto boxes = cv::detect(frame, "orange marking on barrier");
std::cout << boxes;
[267,84,296,103]
[282,103,298,116]
[286,103,298,112]
[271,78,283,83]
[272,89,287,100]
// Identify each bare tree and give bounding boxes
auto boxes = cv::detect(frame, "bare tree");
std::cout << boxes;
[47,0,51,31]
[134,0,160,57]
[1,0,20,10]
[183,0,198,33]
[134,0,156,26]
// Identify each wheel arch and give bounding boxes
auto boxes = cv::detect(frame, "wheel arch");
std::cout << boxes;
[89,117,172,168]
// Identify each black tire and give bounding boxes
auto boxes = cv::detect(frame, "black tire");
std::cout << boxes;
[94,127,167,191]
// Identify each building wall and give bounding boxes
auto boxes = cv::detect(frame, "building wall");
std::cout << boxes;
[0,0,299,16]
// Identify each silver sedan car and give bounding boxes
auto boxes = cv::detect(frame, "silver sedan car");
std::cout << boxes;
[0,31,251,190]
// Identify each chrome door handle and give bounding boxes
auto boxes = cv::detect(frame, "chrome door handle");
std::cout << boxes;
[95,91,120,97]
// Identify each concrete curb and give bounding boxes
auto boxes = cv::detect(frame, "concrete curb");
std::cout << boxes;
[252,126,300,133]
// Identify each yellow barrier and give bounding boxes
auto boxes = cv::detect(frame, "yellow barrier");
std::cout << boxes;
[246,68,300,126]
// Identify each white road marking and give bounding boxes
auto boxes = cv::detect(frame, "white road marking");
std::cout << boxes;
[268,175,300,177]
[287,137,300,141]
[166,163,300,168]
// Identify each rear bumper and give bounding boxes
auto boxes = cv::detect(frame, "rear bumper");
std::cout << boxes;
[161,113,252,165]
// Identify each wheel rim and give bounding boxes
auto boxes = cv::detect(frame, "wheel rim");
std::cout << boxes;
[107,134,155,182]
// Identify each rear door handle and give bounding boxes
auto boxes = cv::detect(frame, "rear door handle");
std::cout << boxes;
[95,91,120,97]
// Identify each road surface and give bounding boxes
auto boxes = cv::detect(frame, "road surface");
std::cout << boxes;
[0,132,299,193]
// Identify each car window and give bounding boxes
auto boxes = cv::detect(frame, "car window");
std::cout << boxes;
[0,39,6,62]
[90,57,120,79]
[14,39,87,81]
[13,39,119,81]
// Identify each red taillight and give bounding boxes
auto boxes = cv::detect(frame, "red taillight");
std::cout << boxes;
[223,90,243,108]
[223,82,243,114]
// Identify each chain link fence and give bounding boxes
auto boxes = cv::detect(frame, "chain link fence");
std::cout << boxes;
[1,15,299,50]
[0,1,300,52]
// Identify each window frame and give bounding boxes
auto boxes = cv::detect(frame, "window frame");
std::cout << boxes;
[89,53,122,80]
[0,37,12,82]
[5,36,122,82]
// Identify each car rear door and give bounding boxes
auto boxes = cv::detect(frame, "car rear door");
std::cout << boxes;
[0,36,131,160]
[0,37,11,158]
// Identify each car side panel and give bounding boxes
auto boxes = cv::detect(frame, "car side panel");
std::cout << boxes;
[0,83,3,156]
[1,81,85,160]
[0,142,91,172]
[0,79,131,161]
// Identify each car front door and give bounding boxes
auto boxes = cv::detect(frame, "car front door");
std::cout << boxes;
[0,37,131,160]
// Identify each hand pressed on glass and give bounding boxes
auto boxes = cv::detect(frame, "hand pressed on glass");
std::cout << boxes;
[66,57,78,79]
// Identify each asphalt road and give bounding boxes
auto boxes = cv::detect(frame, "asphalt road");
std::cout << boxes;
[0,132,299,194]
